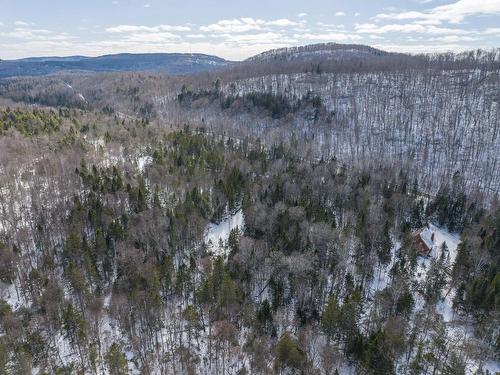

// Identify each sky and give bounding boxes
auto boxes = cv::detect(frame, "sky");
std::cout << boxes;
[0,0,499,60]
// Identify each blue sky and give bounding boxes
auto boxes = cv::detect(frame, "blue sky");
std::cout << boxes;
[0,0,499,60]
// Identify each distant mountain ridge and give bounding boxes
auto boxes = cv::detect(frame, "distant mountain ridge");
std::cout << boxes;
[2,43,498,80]
[14,56,89,63]
[246,43,391,62]
[0,53,232,78]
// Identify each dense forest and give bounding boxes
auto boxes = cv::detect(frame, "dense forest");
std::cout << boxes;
[0,44,499,374]
[0,103,498,374]
[1,45,498,197]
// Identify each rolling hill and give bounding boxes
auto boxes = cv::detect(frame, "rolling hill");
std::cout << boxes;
[0,52,232,78]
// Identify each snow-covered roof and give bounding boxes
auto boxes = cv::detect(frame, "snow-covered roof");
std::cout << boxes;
[419,227,434,250]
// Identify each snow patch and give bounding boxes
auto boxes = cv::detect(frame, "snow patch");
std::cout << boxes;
[136,155,152,173]
[205,209,244,256]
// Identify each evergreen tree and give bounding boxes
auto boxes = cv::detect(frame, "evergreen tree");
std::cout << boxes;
[274,332,306,372]
[218,272,238,317]
[321,294,340,342]
[256,299,273,327]
[424,257,447,304]
[106,342,128,375]
[361,330,395,375]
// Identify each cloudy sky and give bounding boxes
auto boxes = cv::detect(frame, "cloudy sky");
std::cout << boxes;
[0,0,499,60]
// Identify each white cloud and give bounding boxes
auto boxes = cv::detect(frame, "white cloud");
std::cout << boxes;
[315,22,346,31]
[2,8,498,61]
[267,19,299,27]
[354,12,361,17]
[375,0,500,24]
[224,32,285,44]
[199,18,301,33]
[106,24,190,33]
[14,21,30,26]
[428,35,481,42]
[484,27,500,34]
[297,32,362,41]
[143,4,151,8]
[335,12,346,16]
[355,22,471,35]
[373,42,472,53]
[0,27,72,41]
[200,18,264,33]
[124,32,179,43]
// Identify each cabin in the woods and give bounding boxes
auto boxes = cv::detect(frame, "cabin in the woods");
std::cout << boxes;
[412,226,435,256]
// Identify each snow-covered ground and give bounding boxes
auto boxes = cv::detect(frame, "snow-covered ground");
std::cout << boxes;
[413,223,499,374]
[136,155,152,173]
[204,209,244,256]
[477,360,500,374]
[414,223,460,319]
[368,240,400,296]
[213,70,500,195]
[0,281,22,310]
[427,223,460,264]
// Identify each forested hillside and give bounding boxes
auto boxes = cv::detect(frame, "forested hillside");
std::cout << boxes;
[0,104,498,374]
[0,53,231,79]
[172,49,500,196]
[0,44,499,374]
[2,45,498,198]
